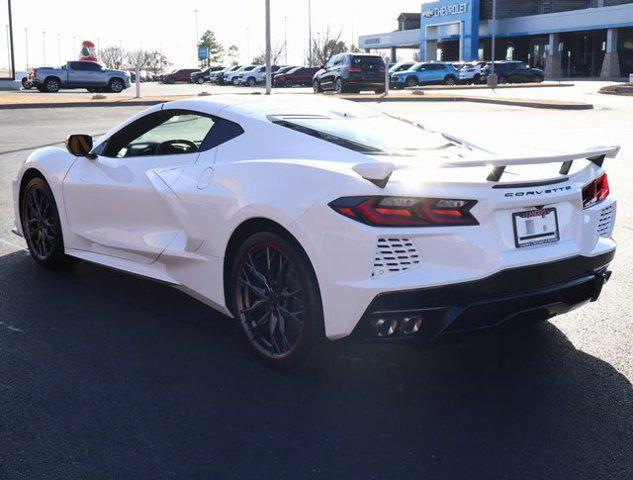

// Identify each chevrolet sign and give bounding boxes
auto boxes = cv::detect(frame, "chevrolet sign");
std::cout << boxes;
[423,2,469,18]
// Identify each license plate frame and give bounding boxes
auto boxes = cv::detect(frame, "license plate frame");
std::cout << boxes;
[512,207,560,249]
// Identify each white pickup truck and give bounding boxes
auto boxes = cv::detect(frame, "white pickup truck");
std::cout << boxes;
[30,61,131,93]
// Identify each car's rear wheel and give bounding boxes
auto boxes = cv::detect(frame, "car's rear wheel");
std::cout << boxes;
[534,75,543,83]
[285,78,293,88]
[247,77,256,87]
[406,76,418,87]
[230,231,325,369]
[20,177,69,267]
[498,76,508,84]
[44,78,60,93]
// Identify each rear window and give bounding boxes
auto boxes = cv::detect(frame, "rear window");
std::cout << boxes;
[270,114,449,156]
[351,56,385,67]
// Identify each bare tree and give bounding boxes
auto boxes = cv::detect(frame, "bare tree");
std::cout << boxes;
[145,50,170,75]
[252,42,284,66]
[127,49,149,98]
[307,27,347,66]
[99,46,126,69]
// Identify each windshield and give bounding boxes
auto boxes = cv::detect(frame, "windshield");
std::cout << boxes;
[271,114,449,155]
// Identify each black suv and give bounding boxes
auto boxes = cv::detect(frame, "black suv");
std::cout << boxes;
[191,66,225,84]
[313,53,386,94]
[483,61,544,84]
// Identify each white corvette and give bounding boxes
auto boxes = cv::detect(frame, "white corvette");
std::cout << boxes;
[12,94,618,368]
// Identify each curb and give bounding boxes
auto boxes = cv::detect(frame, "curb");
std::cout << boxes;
[0,93,593,111]
[406,82,575,92]
[342,94,593,110]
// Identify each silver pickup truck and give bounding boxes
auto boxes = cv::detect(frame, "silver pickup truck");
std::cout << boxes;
[30,61,131,93]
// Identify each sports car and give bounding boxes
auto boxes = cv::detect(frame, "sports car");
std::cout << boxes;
[12,94,618,368]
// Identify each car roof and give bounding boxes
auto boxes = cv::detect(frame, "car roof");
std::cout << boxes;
[162,94,380,121]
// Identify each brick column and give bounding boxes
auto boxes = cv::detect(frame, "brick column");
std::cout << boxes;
[600,28,621,79]
[545,33,562,79]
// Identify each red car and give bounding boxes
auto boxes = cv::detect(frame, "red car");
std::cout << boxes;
[273,67,320,87]
[161,68,200,84]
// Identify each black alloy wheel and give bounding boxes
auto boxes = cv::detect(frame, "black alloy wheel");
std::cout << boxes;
[406,76,418,87]
[231,232,325,369]
[312,80,321,93]
[20,177,67,266]
[45,78,60,93]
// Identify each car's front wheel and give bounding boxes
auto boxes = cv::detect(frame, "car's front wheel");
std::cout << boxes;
[197,77,205,84]
[20,176,69,267]
[230,231,325,369]
[334,78,344,94]
[312,79,322,93]
[444,75,457,85]
[109,78,125,93]
[406,76,418,87]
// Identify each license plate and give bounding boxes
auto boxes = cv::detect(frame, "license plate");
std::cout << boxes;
[512,208,559,248]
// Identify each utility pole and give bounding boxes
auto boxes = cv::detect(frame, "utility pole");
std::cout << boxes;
[24,27,28,69]
[194,9,199,67]
[487,0,498,86]
[5,25,10,72]
[308,0,313,67]
[246,27,251,63]
[350,0,355,49]
[57,33,61,64]
[42,30,46,65]
[283,16,288,65]
[265,0,271,94]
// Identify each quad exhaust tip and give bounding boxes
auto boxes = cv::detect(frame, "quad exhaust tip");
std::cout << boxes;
[372,316,423,338]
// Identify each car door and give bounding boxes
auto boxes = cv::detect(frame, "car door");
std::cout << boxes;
[82,62,106,87]
[62,108,217,264]
[67,62,89,87]
[321,55,338,89]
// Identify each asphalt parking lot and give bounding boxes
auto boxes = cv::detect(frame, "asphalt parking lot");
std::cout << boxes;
[0,97,632,479]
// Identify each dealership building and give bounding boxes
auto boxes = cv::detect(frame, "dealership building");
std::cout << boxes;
[359,0,633,78]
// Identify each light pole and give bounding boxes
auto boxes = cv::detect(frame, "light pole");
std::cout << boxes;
[57,33,61,64]
[283,16,288,65]
[5,25,10,72]
[24,27,28,69]
[246,27,251,63]
[487,0,498,86]
[42,30,46,65]
[194,9,199,66]
[265,0,271,94]
[308,0,313,67]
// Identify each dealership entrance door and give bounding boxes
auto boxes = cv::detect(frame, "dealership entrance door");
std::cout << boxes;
[425,22,462,61]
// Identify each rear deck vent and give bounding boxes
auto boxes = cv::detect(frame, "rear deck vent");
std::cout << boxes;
[372,237,421,278]
[597,203,616,238]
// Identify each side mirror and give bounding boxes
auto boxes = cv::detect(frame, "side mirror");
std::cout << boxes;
[66,134,95,158]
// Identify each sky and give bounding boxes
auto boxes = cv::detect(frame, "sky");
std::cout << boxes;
[2,0,425,71]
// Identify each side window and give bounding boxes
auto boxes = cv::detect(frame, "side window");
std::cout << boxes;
[69,62,83,70]
[83,62,102,71]
[326,56,337,68]
[101,110,216,158]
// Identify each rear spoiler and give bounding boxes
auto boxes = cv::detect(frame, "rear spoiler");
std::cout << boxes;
[352,144,620,187]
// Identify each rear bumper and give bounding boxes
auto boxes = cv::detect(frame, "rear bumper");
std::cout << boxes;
[353,251,615,341]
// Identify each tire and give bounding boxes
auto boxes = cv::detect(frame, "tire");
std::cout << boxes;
[474,74,481,84]
[44,77,60,93]
[21,78,32,89]
[232,77,240,85]
[109,78,125,93]
[20,176,69,267]
[374,87,385,94]
[313,79,322,93]
[229,231,326,370]
[197,77,205,84]
[534,76,543,83]
[247,77,256,87]
[406,76,418,87]
[444,75,457,86]
[285,78,293,88]
[334,78,344,94]
[87,87,96,93]
[498,76,508,85]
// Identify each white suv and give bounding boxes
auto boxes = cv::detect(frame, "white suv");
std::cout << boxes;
[227,65,257,85]
[459,61,487,84]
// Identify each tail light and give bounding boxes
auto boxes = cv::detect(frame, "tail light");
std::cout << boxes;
[32,68,37,78]
[349,66,361,73]
[329,196,478,227]
[378,65,386,73]
[582,173,610,209]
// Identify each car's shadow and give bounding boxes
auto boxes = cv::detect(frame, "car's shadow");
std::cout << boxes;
[0,250,631,479]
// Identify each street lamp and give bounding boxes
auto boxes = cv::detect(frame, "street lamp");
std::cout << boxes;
[283,16,288,65]
[194,9,199,65]
[308,0,313,67]
[487,0,498,86]
[265,0,271,94]
[24,27,28,69]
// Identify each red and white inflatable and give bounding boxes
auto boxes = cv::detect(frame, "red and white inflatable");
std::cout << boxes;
[79,40,98,62]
